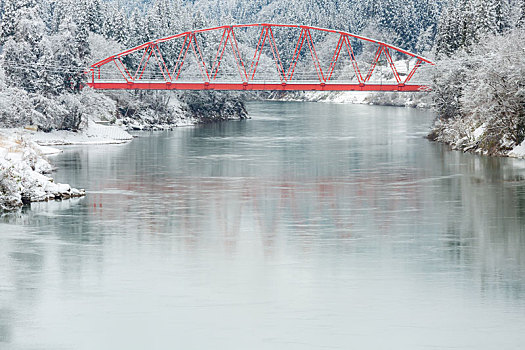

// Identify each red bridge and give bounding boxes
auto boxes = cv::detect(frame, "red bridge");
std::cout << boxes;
[87,24,434,92]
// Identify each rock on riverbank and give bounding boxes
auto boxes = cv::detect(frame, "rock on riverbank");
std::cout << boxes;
[0,131,85,211]
[428,117,525,159]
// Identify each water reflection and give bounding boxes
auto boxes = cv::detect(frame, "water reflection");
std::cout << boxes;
[1,102,525,349]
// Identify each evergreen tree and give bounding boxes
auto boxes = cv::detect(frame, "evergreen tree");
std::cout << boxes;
[54,16,85,93]
[72,2,91,60]
[102,2,127,44]
[517,0,525,28]
[0,0,32,45]
[2,0,45,90]
[84,0,103,34]
[435,6,458,55]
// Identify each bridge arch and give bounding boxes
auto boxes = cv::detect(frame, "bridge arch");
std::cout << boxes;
[87,24,434,92]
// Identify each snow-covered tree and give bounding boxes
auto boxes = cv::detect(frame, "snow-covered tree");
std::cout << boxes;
[2,0,46,91]
[430,29,525,154]
[53,16,85,93]
[517,0,525,28]
[0,0,20,45]
[83,0,103,34]
[102,3,128,44]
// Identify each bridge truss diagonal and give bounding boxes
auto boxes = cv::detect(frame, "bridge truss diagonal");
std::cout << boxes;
[87,24,435,92]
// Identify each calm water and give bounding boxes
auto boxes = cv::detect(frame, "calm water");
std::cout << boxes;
[1,101,525,349]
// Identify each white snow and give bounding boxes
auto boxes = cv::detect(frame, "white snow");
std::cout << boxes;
[472,124,486,140]
[38,145,62,156]
[509,142,525,159]
[1,120,133,146]
[33,120,133,145]
[275,59,432,108]
[278,90,370,105]
[0,131,85,210]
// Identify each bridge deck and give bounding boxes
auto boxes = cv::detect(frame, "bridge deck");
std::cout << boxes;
[87,81,431,92]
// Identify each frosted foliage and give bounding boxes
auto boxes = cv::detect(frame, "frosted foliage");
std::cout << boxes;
[0,88,34,127]
[431,29,525,155]
[0,64,7,90]
[88,33,123,64]
[3,39,39,90]
[436,0,514,55]
[461,30,525,148]
[79,88,117,122]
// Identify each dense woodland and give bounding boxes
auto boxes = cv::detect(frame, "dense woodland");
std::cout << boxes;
[0,0,524,154]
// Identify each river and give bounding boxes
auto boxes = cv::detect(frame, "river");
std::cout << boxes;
[1,101,525,349]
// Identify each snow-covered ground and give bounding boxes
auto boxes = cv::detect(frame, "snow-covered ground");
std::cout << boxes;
[509,144,525,158]
[0,130,86,211]
[272,59,433,108]
[12,120,135,146]
[429,117,525,159]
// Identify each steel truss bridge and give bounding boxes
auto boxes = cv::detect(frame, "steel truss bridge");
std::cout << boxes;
[87,24,434,92]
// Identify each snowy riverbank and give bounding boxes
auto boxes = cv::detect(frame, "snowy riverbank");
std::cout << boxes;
[0,98,249,212]
[5,120,134,146]
[0,131,86,211]
[268,58,433,108]
[429,118,525,160]
[270,90,432,108]
[428,30,525,160]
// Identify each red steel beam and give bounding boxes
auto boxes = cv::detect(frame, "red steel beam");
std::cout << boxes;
[172,34,192,80]
[211,28,230,80]
[326,34,344,82]
[383,47,401,84]
[152,44,172,81]
[86,81,431,92]
[364,45,383,82]
[404,58,423,85]
[267,26,286,83]
[287,28,307,81]
[229,27,249,82]
[343,36,364,84]
[248,26,268,81]
[305,28,325,83]
[137,45,154,80]
[190,33,210,81]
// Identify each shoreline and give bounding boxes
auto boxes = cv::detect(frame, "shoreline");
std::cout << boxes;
[0,114,244,211]
[428,119,525,160]
[0,131,87,211]
[3,100,524,212]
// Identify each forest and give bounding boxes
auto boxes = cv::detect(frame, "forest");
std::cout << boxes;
[0,0,524,155]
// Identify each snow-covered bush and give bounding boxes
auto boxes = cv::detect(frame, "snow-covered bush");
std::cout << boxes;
[460,30,525,151]
[0,88,34,127]
[31,94,69,131]
[0,161,24,210]
[432,54,469,121]
[182,91,248,122]
[430,29,525,156]
[79,88,118,123]
[57,93,86,131]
